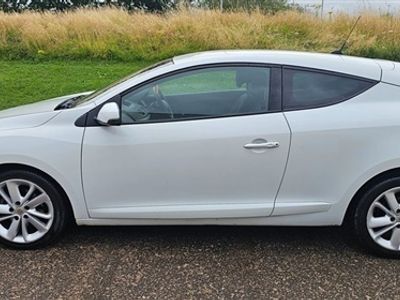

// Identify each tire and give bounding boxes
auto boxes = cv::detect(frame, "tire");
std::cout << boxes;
[354,177,400,258]
[0,170,70,249]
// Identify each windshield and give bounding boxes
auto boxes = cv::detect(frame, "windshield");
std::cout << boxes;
[73,59,173,107]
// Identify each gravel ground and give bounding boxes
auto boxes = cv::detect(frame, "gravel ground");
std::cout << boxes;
[0,225,399,299]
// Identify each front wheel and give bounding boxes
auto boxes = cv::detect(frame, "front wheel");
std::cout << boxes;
[354,177,400,258]
[0,170,70,249]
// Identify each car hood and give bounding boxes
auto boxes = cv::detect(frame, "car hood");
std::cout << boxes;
[0,91,93,131]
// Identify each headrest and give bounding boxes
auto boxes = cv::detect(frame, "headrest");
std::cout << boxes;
[236,68,269,87]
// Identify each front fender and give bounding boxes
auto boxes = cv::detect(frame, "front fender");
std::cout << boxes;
[0,110,88,220]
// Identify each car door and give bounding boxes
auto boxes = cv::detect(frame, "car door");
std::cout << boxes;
[82,64,291,219]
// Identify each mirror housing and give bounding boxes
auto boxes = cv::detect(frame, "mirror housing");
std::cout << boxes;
[95,102,120,126]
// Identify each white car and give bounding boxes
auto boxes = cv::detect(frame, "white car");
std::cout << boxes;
[1,50,400,257]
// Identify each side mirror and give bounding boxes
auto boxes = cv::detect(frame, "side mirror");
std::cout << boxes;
[95,102,120,126]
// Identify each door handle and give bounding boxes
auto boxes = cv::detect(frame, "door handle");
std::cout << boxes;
[243,141,280,150]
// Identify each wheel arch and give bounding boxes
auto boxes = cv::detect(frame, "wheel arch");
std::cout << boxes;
[344,167,400,225]
[0,163,76,224]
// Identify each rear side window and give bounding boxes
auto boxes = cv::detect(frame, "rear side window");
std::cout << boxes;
[283,68,376,110]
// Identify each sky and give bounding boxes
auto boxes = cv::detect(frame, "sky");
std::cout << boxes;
[293,0,400,15]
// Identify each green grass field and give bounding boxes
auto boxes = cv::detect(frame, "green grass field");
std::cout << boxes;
[0,60,152,110]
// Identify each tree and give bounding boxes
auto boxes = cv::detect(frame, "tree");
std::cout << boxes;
[0,0,289,12]
[0,0,174,12]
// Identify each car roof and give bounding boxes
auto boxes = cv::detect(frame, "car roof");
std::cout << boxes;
[172,50,382,81]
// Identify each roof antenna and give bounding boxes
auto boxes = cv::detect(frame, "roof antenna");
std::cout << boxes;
[331,16,361,55]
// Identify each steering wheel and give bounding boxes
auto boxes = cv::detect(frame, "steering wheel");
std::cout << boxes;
[148,85,174,119]
[122,100,150,123]
[121,85,174,122]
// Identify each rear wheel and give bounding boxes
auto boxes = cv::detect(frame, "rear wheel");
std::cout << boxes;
[0,170,70,249]
[354,177,400,258]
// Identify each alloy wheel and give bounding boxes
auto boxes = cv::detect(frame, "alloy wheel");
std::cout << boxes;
[0,179,54,244]
[367,187,400,251]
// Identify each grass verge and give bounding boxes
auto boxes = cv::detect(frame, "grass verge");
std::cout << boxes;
[1,8,400,62]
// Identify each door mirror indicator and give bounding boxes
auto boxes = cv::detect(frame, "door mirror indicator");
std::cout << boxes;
[95,102,120,126]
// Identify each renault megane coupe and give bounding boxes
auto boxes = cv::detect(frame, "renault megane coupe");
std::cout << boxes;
[1,50,400,257]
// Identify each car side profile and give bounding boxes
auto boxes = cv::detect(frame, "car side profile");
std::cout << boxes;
[1,50,400,257]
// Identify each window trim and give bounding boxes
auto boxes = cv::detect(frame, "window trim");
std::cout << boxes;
[282,66,379,112]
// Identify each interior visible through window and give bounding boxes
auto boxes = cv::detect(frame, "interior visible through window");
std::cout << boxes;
[120,66,273,124]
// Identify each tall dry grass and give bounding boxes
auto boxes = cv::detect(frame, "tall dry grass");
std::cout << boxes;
[0,8,399,61]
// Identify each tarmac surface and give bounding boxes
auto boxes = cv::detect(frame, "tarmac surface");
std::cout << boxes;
[0,225,399,299]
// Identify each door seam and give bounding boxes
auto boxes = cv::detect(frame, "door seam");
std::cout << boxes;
[79,126,91,218]
[271,112,292,216]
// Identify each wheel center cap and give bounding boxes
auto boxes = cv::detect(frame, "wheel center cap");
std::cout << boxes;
[15,207,24,215]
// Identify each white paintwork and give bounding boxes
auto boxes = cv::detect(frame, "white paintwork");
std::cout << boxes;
[0,50,399,228]
[82,113,290,219]
[0,92,92,131]
[377,60,400,86]
[95,102,120,125]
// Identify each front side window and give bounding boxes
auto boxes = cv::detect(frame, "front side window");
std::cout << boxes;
[283,68,376,110]
[121,66,275,124]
